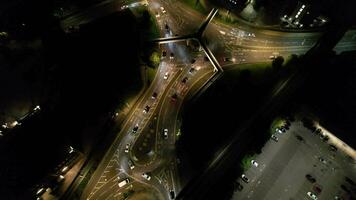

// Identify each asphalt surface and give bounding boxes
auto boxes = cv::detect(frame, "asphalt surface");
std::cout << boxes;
[57,0,356,199]
[232,121,356,200]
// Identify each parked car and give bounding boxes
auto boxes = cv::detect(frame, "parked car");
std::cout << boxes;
[125,143,130,153]
[152,92,158,99]
[241,174,249,183]
[271,134,279,142]
[251,160,258,167]
[128,159,135,170]
[142,172,151,181]
[306,174,316,183]
[307,191,318,200]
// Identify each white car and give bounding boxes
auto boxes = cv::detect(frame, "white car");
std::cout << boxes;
[125,143,130,153]
[142,172,151,180]
[118,178,130,187]
[163,128,168,139]
[241,174,249,183]
[307,192,318,200]
[160,6,166,14]
[251,160,258,167]
[164,72,169,80]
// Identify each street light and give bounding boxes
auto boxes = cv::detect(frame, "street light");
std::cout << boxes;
[34,105,41,111]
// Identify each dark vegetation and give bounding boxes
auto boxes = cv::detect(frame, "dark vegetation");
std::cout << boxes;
[0,5,144,199]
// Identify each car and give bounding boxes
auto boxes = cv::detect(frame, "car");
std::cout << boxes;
[181,77,188,84]
[340,184,350,193]
[307,191,318,200]
[142,172,151,180]
[163,128,168,139]
[164,72,169,80]
[152,92,158,99]
[132,124,139,134]
[241,174,249,183]
[305,174,316,183]
[251,160,258,167]
[128,159,135,170]
[169,190,175,199]
[125,143,130,153]
[118,178,130,187]
[318,157,327,164]
[143,105,150,113]
[160,6,166,14]
[165,23,169,31]
[170,52,174,59]
[162,51,167,57]
[296,135,304,142]
[334,196,343,200]
[171,93,178,102]
[189,67,195,74]
[329,144,337,152]
[313,185,322,194]
[269,55,277,59]
[223,57,230,62]
[234,181,243,191]
[271,134,278,142]
[345,176,355,186]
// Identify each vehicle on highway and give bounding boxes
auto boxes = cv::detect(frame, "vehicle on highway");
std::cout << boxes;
[132,124,139,134]
[271,134,279,142]
[223,57,230,62]
[142,172,151,181]
[163,128,168,139]
[118,178,130,188]
[169,190,175,199]
[164,72,169,80]
[251,160,258,167]
[181,77,188,84]
[162,50,167,58]
[307,191,318,200]
[165,23,170,31]
[171,93,178,102]
[241,174,249,183]
[128,159,135,170]
[143,105,150,114]
[305,174,316,183]
[125,143,130,153]
[170,52,174,59]
[334,196,343,200]
[189,67,195,74]
[152,92,158,99]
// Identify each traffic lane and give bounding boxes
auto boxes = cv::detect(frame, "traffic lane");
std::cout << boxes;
[60,0,129,29]
[149,0,204,37]
[83,56,174,199]
[155,0,205,34]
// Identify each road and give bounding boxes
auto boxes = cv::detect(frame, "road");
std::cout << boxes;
[61,0,356,199]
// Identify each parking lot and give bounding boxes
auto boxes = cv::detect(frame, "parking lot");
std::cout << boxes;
[232,120,356,200]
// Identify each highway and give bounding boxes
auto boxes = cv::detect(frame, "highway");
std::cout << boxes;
[64,0,356,199]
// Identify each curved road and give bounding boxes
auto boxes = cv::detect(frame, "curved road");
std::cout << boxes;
[78,0,356,200]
